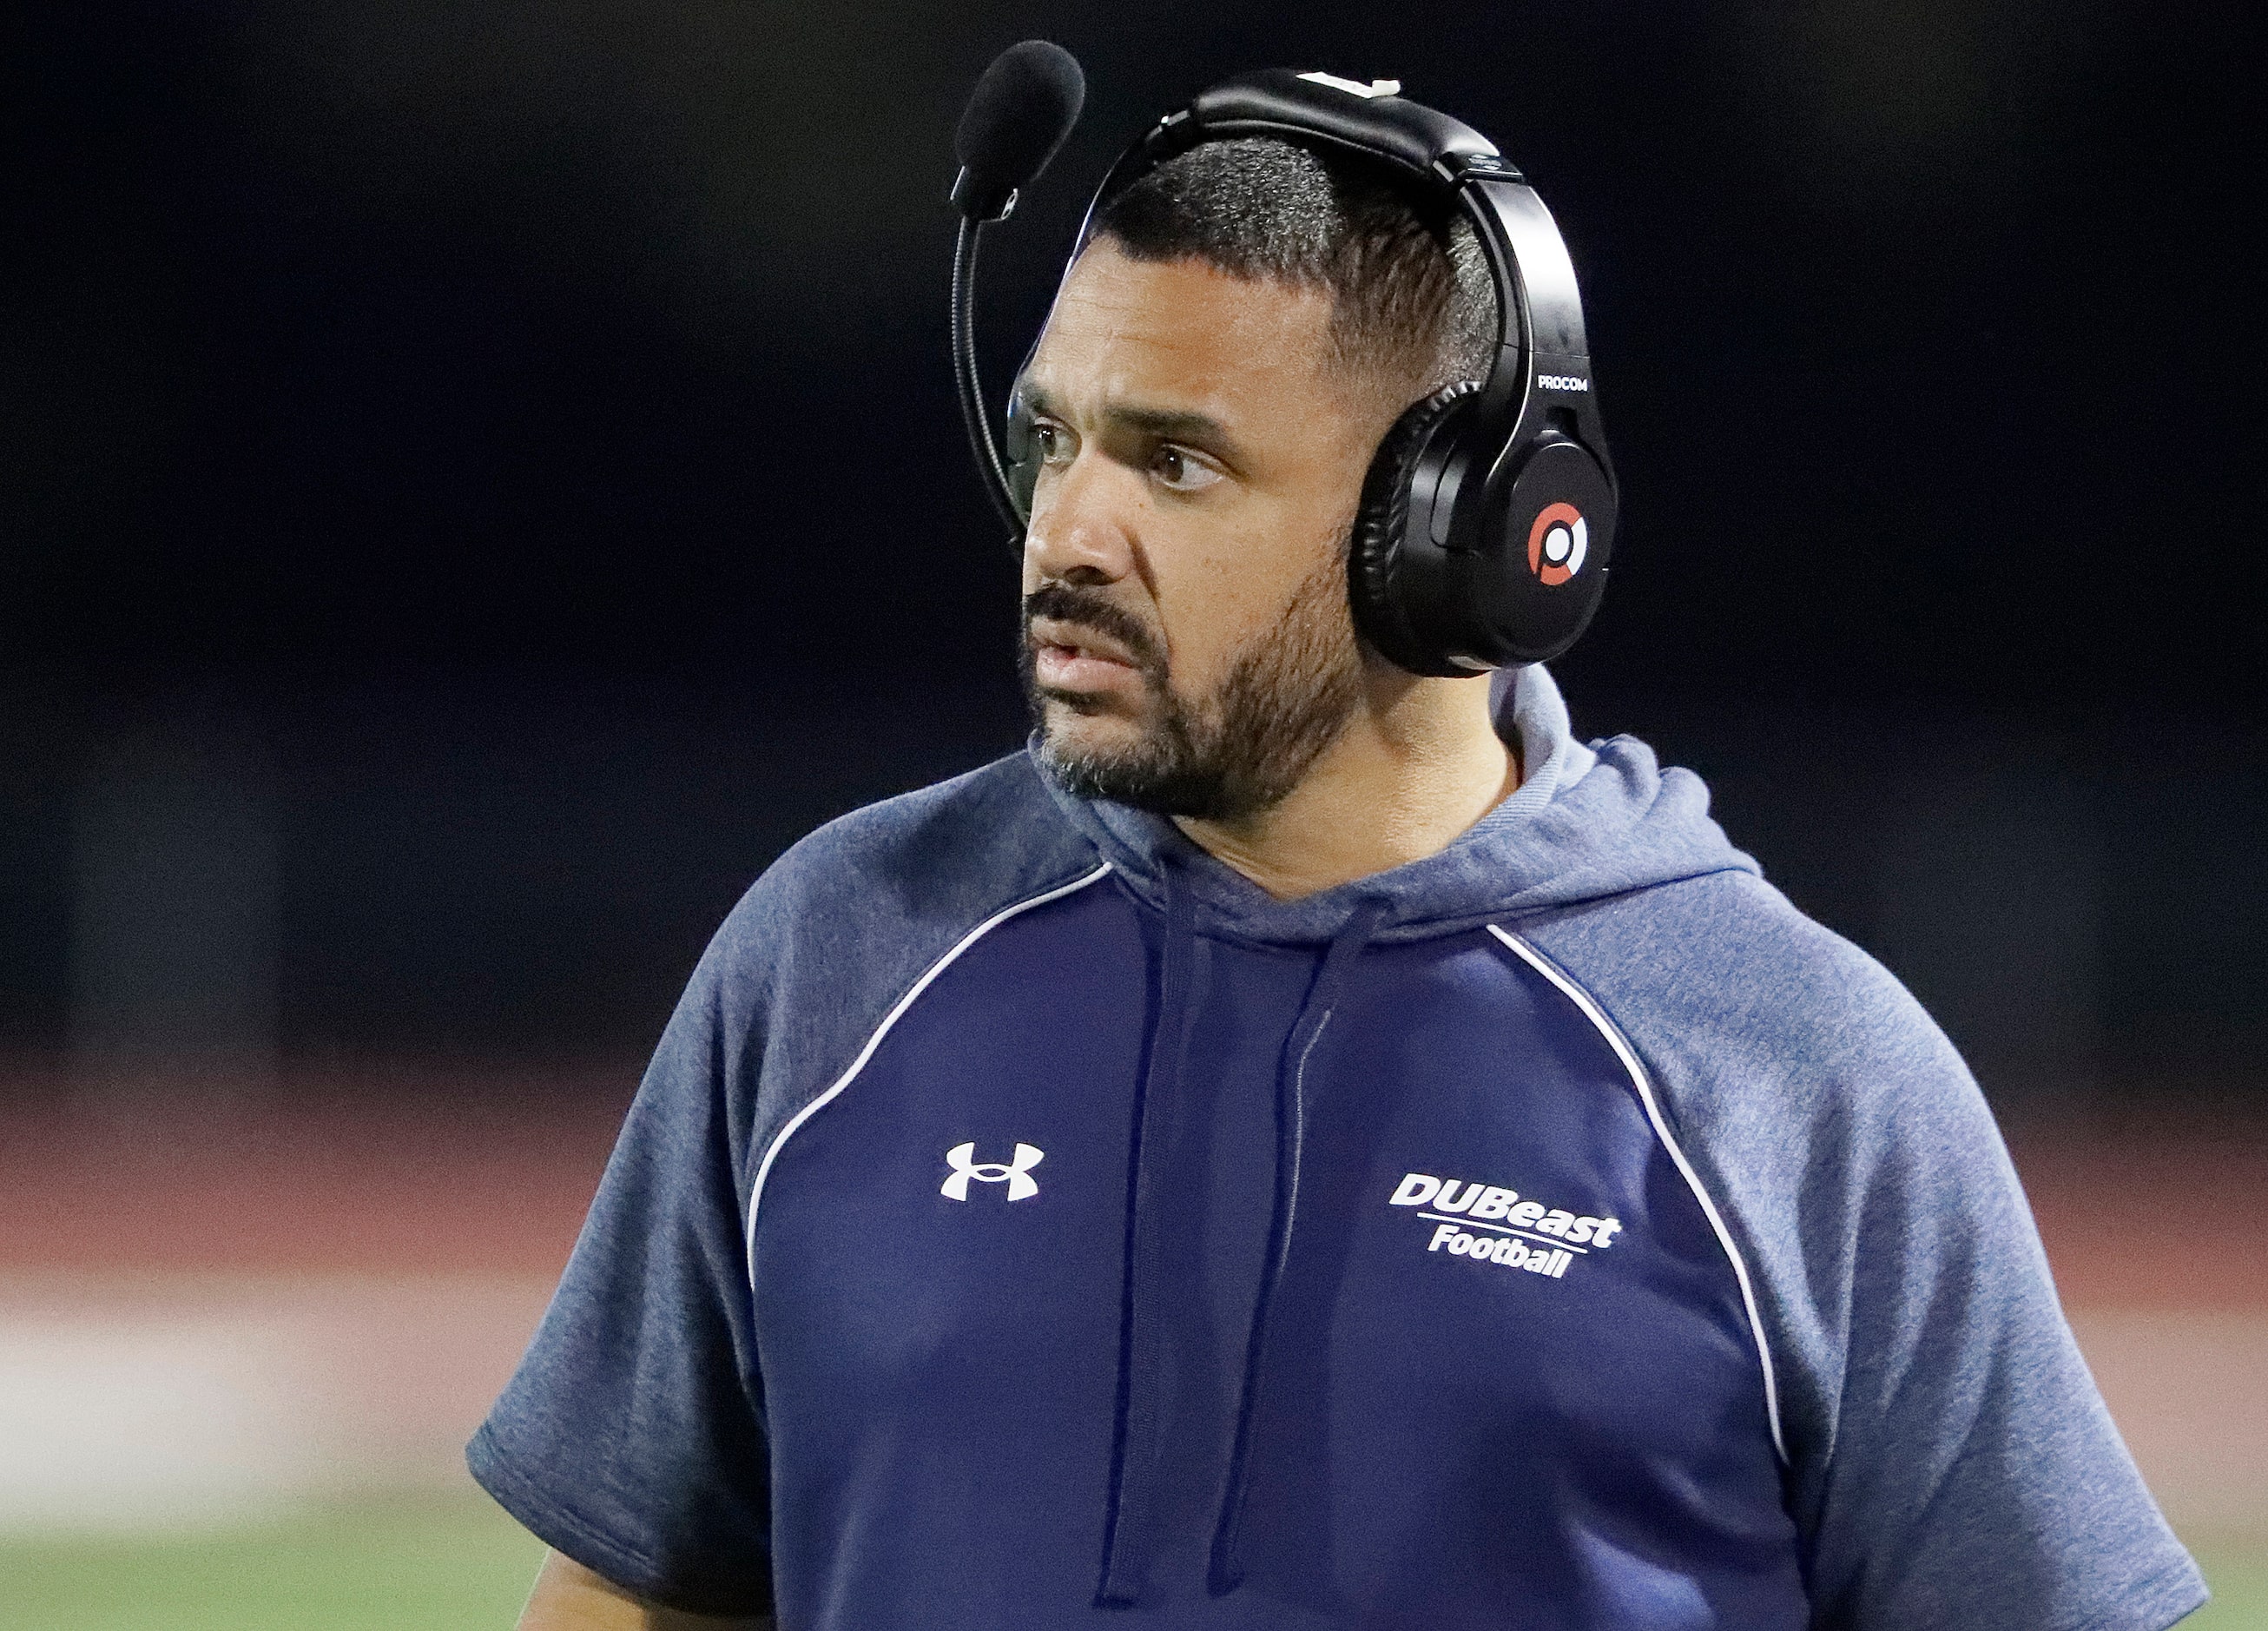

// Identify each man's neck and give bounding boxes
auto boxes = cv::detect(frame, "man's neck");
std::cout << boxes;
[1173,672,1518,901]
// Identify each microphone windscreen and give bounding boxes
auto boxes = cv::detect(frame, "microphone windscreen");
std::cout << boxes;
[954,41,1085,195]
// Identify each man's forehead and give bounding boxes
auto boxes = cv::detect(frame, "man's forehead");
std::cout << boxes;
[1023,243,1335,418]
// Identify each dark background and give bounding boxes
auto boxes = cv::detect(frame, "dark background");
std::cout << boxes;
[3,2,2260,1112]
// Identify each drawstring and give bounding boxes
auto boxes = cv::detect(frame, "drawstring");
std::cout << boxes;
[1095,862,1198,1608]
[1208,900,1384,1597]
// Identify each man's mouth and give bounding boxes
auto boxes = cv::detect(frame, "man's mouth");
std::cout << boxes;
[1028,616,1147,695]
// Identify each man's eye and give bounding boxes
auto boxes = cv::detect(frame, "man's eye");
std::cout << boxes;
[1032,421,1074,464]
[1152,446,1223,492]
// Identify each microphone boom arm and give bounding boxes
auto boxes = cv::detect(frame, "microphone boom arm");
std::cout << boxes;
[951,214,1025,545]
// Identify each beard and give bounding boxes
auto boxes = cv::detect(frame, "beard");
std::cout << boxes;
[1020,557,1366,822]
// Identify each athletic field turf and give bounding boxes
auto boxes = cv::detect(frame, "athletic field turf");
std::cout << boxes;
[0,1491,541,1631]
[0,1491,2258,1630]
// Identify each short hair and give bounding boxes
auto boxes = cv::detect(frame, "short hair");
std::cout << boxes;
[1091,136,1498,399]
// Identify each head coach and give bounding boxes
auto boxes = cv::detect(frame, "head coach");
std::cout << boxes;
[471,45,2205,1631]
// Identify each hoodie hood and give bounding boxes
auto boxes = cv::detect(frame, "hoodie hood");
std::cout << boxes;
[1040,664,1757,948]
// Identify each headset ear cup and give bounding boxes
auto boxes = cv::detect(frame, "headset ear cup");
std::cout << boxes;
[1348,381,1484,677]
[1483,437,1618,664]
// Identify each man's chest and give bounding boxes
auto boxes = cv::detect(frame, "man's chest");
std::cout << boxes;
[747,885,1791,1623]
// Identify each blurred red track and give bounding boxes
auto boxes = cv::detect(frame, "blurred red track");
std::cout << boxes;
[0,1073,635,1278]
[2017,1130,2268,1312]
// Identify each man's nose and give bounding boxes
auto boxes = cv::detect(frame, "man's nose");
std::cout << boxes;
[1024,452,1138,589]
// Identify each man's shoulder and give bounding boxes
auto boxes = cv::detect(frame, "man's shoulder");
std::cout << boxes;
[706,749,1101,973]
[1527,866,1969,1124]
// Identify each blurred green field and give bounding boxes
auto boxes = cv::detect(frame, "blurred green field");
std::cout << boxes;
[0,1490,542,1631]
[0,1495,2258,1629]
[2192,1548,2268,1630]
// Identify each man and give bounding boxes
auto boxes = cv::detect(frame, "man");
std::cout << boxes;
[472,134,2205,1630]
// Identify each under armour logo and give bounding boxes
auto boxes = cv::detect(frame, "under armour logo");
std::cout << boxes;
[940,1141,1045,1202]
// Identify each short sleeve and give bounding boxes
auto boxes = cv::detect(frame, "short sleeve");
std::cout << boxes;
[1794,1019,2207,1629]
[468,948,774,1617]
[1529,877,2210,1631]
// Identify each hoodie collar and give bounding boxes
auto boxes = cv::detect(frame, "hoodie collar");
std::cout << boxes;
[1038,664,1758,948]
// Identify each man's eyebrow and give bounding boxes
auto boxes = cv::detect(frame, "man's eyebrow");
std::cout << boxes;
[1017,384,1246,465]
[1018,386,1231,449]
[1108,405,1234,448]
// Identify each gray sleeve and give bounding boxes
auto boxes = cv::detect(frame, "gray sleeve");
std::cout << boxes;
[468,936,777,1615]
[1530,875,2207,1631]
[1790,1035,2203,1630]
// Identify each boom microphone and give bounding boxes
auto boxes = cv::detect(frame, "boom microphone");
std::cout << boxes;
[952,41,1085,222]
[948,42,1085,538]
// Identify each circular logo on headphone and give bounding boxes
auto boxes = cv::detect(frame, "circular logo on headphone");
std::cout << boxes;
[1526,502,1589,587]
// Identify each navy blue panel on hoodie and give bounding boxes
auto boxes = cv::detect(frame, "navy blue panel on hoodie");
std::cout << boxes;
[471,668,2205,1631]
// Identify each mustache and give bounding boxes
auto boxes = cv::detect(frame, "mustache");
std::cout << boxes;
[1021,583,1165,674]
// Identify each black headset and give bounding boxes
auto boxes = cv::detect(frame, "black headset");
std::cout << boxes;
[952,59,1618,675]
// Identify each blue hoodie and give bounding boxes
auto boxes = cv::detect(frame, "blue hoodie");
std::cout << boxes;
[471,667,2204,1631]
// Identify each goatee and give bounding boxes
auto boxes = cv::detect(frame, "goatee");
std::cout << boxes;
[1020,558,1364,822]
